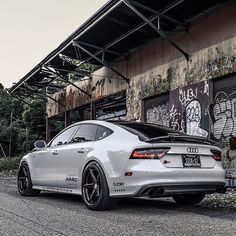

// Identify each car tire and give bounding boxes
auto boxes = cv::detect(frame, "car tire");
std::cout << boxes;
[172,193,205,205]
[17,163,40,197]
[82,161,117,211]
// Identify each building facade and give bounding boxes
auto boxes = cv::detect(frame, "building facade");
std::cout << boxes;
[9,1,236,182]
[46,2,236,172]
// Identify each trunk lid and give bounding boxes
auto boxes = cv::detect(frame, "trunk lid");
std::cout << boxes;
[149,136,219,168]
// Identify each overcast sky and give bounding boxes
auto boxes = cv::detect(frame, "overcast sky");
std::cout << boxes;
[0,0,107,88]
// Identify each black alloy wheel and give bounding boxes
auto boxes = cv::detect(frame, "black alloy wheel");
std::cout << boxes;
[82,162,117,211]
[17,163,40,196]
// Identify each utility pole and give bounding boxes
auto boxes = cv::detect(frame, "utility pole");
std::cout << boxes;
[8,110,13,158]
[0,144,6,158]
[25,126,28,153]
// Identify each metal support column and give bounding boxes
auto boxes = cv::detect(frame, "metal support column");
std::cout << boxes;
[64,110,71,127]
[90,102,96,120]
[46,116,51,143]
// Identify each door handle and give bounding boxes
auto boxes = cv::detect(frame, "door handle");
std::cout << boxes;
[77,150,85,154]
[51,151,58,155]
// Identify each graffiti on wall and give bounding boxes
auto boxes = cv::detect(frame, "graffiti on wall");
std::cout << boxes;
[209,90,236,170]
[169,104,184,132]
[144,81,209,137]
[210,91,236,140]
[144,93,170,126]
[146,103,170,127]
[185,99,208,137]
[96,109,126,120]
[169,81,209,137]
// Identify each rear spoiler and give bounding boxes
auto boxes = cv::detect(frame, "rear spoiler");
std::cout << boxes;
[145,133,217,146]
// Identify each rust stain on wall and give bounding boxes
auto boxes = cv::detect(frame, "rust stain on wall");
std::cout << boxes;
[47,64,127,117]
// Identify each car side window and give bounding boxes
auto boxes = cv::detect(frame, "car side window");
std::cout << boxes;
[50,125,78,147]
[96,126,113,140]
[71,124,97,143]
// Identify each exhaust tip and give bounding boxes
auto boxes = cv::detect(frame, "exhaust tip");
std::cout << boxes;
[148,187,165,198]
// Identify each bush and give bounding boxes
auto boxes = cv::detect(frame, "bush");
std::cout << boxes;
[0,157,22,172]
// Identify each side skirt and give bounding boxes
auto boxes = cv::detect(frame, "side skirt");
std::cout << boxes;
[33,185,81,195]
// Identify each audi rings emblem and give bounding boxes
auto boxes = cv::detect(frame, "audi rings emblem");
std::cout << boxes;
[187,147,199,153]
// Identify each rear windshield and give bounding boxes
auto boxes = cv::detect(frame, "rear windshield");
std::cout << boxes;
[118,123,181,140]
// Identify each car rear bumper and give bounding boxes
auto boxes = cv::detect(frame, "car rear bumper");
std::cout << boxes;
[134,182,226,198]
[109,160,226,197]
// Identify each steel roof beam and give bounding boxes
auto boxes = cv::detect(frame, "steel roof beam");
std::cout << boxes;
[48,66,91,77]
[26,81,64,90]
[122,0,189,60]
[127,0,187,30]
[22,83,81,120]
[43,66,92,98]
[77,0,185,68]
[21,85,62,105]
[24,79,79,121]
[20,85,82,120]
[77,41,126,59]
[27,74,59,91]
[9,0,185,95]
[73,41,129,83]
[10,92,44,113]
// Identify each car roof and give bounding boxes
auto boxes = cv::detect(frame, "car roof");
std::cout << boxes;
[107,120,182,133]
[67,120,182,134]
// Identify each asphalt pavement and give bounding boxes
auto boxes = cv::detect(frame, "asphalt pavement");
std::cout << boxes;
[0,178,235,236]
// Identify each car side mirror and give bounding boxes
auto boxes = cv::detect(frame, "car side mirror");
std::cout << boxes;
[34,140,46,149]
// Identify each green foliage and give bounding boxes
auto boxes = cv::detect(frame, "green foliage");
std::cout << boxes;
[0,157,21,172]
[0,85,22,157]
[0,83,46,158]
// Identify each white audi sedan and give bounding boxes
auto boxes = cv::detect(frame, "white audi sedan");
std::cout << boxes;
[17,120,225,210]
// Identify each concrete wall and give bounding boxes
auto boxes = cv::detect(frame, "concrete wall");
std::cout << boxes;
[126,1,236,120]
[125,2,236,169]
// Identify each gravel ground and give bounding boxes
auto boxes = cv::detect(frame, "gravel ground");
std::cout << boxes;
[1,172,236,209]
[200,190,236,209]
[0,177,236,236]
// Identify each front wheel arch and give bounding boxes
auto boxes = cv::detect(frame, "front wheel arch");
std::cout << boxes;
[17,162,40,197]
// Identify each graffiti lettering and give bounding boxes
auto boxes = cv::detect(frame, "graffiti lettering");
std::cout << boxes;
[146,104,169,127]
[179,88,197,106]
[169,105,184,132]
[210,91,236,140]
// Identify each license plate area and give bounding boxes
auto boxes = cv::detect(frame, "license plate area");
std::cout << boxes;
[182,154,201,168]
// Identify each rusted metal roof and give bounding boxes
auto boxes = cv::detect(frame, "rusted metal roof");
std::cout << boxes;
[9,0,228,103]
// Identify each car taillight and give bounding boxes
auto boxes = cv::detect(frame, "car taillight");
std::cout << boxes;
[130,148,170,159]
[211,149,221,161]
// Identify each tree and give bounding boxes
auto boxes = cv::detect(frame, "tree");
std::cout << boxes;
[22,97,46,149]
[0,83,46,157]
